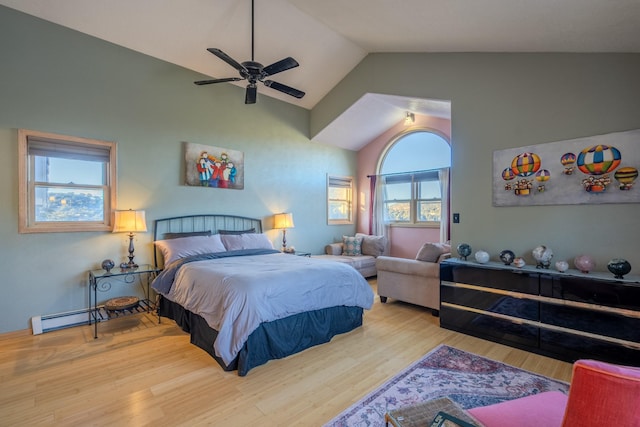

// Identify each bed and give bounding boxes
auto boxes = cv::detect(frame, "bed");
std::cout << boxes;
[151,214,374,376]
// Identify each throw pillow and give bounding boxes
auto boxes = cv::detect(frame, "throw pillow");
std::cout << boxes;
[356,233,387,257]
[342,235,363,256]
[154,234,226,265]
[415,242,451,263]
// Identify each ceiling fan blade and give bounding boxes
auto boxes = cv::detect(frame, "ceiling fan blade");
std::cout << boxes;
[207,48,247,72]
[262,57,299,76]
[194,77,243,85]
[245,84,257,104]
[263,80,305,99]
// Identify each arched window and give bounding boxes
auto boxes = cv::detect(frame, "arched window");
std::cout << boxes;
[379,130,451,225]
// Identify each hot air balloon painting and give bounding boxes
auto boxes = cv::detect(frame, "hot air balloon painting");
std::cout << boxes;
[509,152,541,195]
[501,167,516,190]
[493,128,640,206]
[614,167,638,190]
[576,145,621,175]
[511,152,541,177]
[577,145,621,192]
[535,169,551,192]
[560,152,576,175]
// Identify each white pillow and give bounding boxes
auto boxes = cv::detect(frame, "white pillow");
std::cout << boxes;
[154,234,226,265]
[221,233,274,251]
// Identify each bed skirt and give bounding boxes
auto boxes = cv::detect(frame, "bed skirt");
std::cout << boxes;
[158,297,364,376]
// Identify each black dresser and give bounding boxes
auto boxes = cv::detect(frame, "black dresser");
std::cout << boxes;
[440,258,640,366]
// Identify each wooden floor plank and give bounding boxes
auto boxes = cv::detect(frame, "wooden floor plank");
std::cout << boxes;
[0,280,573,426]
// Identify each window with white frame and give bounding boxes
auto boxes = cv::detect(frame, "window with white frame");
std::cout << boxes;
[18,129,117,233]
[327,175,354,224]
[383,170,442,224]
[380,130,450,226]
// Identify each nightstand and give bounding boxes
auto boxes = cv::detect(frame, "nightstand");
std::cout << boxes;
[88,264,160,339]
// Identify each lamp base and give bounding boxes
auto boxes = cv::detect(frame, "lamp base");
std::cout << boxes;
[120,232,139,269]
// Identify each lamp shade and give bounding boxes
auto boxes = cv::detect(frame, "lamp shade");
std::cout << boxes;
[273,212,294,229]
[113,209,147,233]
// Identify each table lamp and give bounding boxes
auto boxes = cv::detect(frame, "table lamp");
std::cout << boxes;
[113,209,147,268]
[273,212,294,251]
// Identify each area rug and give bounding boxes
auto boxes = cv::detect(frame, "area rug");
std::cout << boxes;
[324,344,569,427]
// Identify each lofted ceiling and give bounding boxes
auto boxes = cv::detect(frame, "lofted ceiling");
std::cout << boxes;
[2,0,639,150]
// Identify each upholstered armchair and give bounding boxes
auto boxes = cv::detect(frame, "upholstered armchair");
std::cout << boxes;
[467,359,640,426]
[375,242,451,314]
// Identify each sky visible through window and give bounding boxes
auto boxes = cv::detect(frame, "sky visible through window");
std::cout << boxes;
[48,158,103,185]
[381,131,450,175]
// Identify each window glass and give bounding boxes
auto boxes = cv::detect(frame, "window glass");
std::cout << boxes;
[327,175,353,224]
[381,132,450,175]
[36,157,105,185]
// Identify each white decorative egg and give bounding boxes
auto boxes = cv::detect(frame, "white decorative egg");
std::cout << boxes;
[555,260,569,272]
[513,257,526,268]
[475,250,490,264]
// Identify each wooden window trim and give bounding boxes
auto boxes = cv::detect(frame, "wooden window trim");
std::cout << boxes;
[18,129,117,233]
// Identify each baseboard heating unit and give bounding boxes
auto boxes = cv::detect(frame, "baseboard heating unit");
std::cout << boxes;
[31,308,91,335]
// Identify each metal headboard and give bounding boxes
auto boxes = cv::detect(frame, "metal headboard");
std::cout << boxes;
[153,214,263,268]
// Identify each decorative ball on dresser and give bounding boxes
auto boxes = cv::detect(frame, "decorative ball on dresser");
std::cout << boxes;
[513,257,526,268]
[555,260,569,272]
[574,254,596,273]
[499,249,515,265]
[474,250,490,264]
[456,243,472,261]
[607,259,632,279]
[532,245,554,269]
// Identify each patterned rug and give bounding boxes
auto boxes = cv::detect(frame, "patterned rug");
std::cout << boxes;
[324,344,569,427]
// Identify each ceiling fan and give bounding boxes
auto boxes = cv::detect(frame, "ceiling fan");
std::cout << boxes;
[194,0,305,104]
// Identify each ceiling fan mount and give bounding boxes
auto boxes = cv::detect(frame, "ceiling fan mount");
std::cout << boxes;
[194,0,305,104]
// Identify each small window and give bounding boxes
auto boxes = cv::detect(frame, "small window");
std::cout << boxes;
[327,175,354,225]
[18,129,117,233]
[384,171,441,224]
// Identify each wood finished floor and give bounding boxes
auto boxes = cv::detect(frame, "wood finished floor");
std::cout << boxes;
[0,280,573,426]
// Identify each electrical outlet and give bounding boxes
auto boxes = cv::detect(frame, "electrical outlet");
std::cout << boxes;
[453,213,460,223]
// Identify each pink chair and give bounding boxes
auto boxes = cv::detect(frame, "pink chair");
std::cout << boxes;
[467,359,640,427]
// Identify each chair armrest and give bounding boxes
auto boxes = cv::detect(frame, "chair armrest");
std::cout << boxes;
[325,243,344,255]
[376,256,440,277]
[437,253,451,263]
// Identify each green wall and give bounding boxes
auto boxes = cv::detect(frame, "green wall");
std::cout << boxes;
[0,7,357,333]
[315,53,640,273]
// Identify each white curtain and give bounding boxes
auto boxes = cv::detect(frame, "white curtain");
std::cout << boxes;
[371,175,390,254]
[439,167,450,243]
